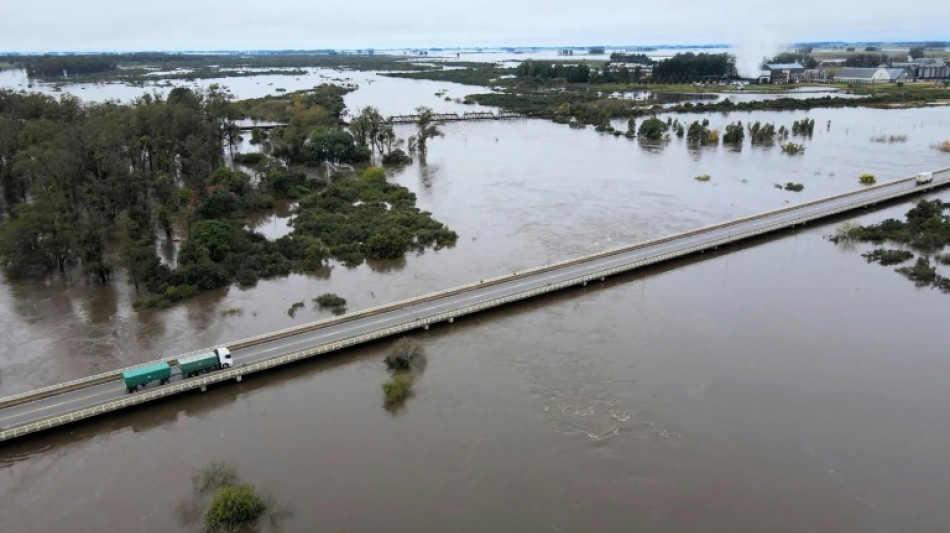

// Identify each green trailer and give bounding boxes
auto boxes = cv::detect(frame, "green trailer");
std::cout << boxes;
[178,351,221,377]
[122,362,171,393]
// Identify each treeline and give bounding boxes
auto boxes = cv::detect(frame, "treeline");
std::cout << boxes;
[651,53,735,82]
[843,53,890,68]
[0,86,236,287]
[0,84,456,307]
[515,61,591,83]
[25,55,118,78]
[515,52,736,85]
[770,52,818,69]
[3,52,432,80]
[0,85,252,270]
[609,52,654,65]
[468,85,950,127]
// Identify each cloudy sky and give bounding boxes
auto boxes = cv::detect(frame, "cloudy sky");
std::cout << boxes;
[1,0,946,52]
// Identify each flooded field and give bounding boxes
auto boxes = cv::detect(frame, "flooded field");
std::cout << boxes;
[2,69,950,532]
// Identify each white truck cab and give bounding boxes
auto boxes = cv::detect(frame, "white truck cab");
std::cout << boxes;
[213,347,233,368]
[916,172,933,185]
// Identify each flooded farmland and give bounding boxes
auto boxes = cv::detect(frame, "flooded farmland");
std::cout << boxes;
[1,67,950,532]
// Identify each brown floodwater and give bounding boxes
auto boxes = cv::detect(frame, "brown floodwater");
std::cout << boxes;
[1,71,950,531]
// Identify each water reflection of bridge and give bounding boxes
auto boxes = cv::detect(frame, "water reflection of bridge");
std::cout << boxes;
[386,111,526,124]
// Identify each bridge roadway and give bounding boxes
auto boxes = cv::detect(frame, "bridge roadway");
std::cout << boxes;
[1,169,948,441]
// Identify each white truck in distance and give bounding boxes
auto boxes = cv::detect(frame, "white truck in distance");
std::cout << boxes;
[915,171,933,185]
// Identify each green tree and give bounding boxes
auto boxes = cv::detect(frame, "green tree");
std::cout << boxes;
[365,227,411,259]
[303,128,370,164]
[349,105,395,155]
[637,116,668,140]
[190,219,236,263]
[414,106,443,156]
[723,121,744,144]
[909,46,925,59]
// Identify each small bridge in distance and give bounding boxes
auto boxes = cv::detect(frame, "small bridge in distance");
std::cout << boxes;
[386,111,526,124]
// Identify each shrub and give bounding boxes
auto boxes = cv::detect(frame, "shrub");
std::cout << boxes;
[936,140,950,153]
[384,337,425,371]
[723,121,744,144]
[313,293,346,315]
[381,149,412,165]
[361,166,386,181]
[748,121,776,144]
[862,248,914,265]
[896,257,939,287]
[834,221,860,242]
[694,174,711,182]
[382,374,415,406]
[859,173,877,184]
[637,116,668,140]
[233,153,264,165]
[781,142,805,155]
[784,182,804,191]
[235,268,259,288]
[791,118,815,136]
[287,301,305,318]
[204,485,266,531]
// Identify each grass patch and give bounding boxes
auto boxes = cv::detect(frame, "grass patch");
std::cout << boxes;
[694,174,711,182]
[870,134,908,143]
[859,173,877,185]
[204,484,267,531]
[192,462,238,494]
[935,140,950,153]
[220,306,243,317]
[784,182,804,192]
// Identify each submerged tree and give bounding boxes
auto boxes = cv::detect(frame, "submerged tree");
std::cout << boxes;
[414,106,443,156]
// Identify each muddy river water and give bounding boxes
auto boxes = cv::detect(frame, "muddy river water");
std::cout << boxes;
[1,68,950,532]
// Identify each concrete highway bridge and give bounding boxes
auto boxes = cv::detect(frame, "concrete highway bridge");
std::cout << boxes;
[1,168,948,442]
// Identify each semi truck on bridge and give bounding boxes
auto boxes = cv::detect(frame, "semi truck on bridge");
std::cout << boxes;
[122,347,232,393]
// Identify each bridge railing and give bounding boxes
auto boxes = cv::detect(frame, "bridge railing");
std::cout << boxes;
[1,167,947,418]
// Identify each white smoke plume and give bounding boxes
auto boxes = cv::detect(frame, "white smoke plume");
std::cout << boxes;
[730,26,789,79]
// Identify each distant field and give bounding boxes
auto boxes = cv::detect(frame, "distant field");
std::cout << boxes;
[812,48,950,60]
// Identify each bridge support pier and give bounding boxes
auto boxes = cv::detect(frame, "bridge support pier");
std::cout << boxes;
[448,317,455,324]
[200,385,207,392]
[423,324,430,330]
[600,277,605,282]
[582,281,587,286]
[236,375,243,383]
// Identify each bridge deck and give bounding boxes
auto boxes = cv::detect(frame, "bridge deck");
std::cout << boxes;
[2,169,948,441]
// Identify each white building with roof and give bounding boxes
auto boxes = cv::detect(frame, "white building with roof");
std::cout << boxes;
[834,67,911,84]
